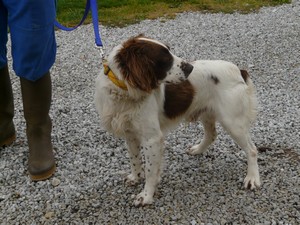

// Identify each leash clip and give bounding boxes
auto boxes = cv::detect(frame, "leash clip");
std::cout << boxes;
[95,44,105,62]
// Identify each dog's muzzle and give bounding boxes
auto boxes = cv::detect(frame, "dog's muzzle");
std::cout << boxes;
[180,62,194,78]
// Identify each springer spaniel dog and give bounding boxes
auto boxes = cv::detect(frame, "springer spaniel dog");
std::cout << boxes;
[95,34,261,206]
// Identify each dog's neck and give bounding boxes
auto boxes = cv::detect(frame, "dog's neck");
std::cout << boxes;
[107,82,150,103]
[103,63,128,91]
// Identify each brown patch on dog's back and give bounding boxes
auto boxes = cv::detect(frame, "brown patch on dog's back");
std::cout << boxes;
[240,70,249,83]
[164,81,195,119]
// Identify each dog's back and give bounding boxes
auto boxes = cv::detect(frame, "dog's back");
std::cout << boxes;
[186,60,257,124]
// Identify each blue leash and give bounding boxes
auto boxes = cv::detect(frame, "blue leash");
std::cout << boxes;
[55,0,104,58]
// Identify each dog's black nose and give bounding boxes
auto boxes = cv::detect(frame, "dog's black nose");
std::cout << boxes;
[180,62,194,78]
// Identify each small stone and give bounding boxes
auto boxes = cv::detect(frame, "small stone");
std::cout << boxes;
[44,211,55,219]
[51,178,61,187]
[191,220,197,225]
[130,194,136,199]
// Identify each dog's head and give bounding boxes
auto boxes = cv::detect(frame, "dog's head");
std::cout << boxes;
[106,35,193,93]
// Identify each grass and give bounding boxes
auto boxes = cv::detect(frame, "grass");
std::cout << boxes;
[56,0,291,27]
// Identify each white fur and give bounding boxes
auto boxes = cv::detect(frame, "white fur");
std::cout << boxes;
[95,37,261,206]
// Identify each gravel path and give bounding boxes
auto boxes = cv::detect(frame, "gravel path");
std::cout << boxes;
[1,2,300,225]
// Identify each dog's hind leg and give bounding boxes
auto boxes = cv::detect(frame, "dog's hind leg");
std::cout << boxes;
[220,118,261,190]
[187,116,217,155]
[125,136,144,186]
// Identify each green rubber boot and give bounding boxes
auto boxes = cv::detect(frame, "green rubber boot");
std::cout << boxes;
[20,72,56,181]
[0,65,16,147]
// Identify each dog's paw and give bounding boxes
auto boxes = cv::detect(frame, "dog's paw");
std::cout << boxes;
[244,173,261,190]
[186,144,206,155]
[125,174,141,186]
[133,191,154,207]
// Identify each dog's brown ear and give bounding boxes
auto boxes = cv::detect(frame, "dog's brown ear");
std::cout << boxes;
[115,37,159,92]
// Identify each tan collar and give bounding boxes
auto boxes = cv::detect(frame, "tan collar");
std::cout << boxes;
[103,63,128,91]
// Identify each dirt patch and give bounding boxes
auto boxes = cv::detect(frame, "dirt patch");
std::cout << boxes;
[258,146,300,163]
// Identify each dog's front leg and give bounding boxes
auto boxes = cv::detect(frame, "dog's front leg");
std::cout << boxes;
[134,134,164,207]
[125,137,144,186]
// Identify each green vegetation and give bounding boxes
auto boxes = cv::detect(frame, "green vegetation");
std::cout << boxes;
[56,0,291,27]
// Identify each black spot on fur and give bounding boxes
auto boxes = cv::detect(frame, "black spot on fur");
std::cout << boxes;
[211,75,219,84]
[180,62,194,78]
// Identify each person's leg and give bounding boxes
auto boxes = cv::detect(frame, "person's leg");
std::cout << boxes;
[0,0,8,68]
[0,1,16,147]
[7,0,56,82]
[0,65,16,147]
[6,0,57,180]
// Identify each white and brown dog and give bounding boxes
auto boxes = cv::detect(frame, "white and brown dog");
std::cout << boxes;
[95,35,261,206]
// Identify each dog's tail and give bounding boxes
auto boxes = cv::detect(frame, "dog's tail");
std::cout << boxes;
[240,70,250,84]
[240,69,257,123]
